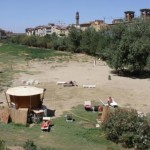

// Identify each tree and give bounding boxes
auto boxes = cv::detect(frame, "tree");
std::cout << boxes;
[95,29,114,60]
[80,27,99,55]
[102,108,150,149]
[67,26,82,53]
[106,19,150,72]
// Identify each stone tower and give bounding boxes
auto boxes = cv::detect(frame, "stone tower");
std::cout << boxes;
[140,9,150,19]
[76,11,80,26]
[124,11,135,22]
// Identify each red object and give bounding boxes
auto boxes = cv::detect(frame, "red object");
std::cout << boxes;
[85,105,92,109]
[41,120,51,129]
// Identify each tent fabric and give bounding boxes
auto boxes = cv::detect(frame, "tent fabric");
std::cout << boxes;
[6,86,44,96]
[9,95,41,108]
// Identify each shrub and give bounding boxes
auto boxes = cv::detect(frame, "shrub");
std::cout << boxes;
[0,140,5,150]
[40,148,56,150]
[23,140,37,150]
[102,108,150,149]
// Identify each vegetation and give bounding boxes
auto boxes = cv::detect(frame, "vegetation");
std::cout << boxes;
[9,18,150,73]
[0,43,69,60]
[0,140,5,150]
[0,44,69,89]
[0,105,121,150]
[105,19,150,72]
[23,140,37,150]
[0,18,150,150]
[102,108,150,149]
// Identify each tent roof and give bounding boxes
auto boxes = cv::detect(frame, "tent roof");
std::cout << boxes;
[6,86,44,96]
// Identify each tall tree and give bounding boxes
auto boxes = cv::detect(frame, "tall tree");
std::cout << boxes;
[106,19,150,72]
[67,26,82,53]
[80,27,99,55]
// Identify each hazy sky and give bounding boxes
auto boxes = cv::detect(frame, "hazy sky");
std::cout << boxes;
[0,0,150,33]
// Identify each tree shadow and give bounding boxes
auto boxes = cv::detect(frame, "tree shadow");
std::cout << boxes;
[111,70,150,79]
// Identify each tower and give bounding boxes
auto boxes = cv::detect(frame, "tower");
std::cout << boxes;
[140,9,150,20]
[124,11,135,22]
[76,11,80,26]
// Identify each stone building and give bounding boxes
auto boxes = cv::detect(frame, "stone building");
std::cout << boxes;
[124,11,135,22]
[140,8,150,20]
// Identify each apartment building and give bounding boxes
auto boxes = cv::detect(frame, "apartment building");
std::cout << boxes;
[25,23,67,37]
[0,28,7,39]
[25,28,35,36]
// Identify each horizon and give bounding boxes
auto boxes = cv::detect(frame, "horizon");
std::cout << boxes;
[1,0,150,33]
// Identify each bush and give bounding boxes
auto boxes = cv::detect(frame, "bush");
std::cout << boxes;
[0,140,5,150]
[40,148,56,150]
[102,108,150,149]
[23,140,37,150]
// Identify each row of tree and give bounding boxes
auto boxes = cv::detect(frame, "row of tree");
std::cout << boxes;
[10,18,150,72]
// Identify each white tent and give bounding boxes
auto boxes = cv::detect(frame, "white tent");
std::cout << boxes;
[6,86,44,96]
[5,86,45,109]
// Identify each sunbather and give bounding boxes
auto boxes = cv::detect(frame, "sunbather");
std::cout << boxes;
[108,96,113,105]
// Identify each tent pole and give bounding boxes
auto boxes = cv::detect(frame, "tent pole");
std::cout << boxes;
[41,88,46,104]
[30,96,31,109]
[4,91,10,107]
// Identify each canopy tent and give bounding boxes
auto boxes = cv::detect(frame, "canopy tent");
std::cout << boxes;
[6,86,44,96]
[5,86,45,109]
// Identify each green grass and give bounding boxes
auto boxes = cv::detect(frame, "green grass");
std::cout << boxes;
[0,44,70,89]
[0,105,122,150]
[0,44,70,60]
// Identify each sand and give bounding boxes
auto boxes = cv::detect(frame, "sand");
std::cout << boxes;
[0,54,150,116]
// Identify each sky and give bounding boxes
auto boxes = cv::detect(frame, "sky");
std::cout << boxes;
[0,0,150,33]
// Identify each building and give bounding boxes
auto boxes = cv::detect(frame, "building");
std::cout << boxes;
[73,12,112,31]
[76,11,80,26]
[78,20,107,31]
[25,23,68,37]
[26,8,150,37]
[140,8,150,20]
[25,28,35,36]
[0,28,7,39]
[112,19,124,24]
[124,11,135,22]
[90,20,108,31]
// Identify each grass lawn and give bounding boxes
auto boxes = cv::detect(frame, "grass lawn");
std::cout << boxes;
[0,44,70,90]
[0,105,122,150]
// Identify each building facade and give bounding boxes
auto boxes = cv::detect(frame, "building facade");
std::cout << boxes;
[25,23,67,37]
[25,8,150,37]
[0,28,7,39]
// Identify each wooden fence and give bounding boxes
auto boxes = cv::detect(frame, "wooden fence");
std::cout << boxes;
[9,108,28,125]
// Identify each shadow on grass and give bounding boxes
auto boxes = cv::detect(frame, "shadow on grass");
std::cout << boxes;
[111,69,150,79]
[47,109,56,117]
